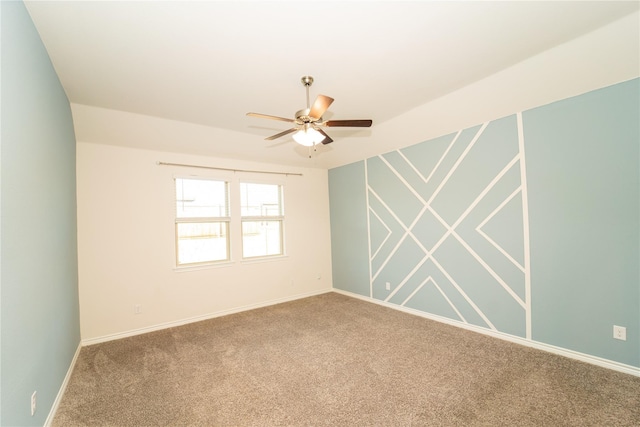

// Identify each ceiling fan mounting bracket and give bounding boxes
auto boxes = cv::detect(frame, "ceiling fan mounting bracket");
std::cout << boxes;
[301,76,314,87]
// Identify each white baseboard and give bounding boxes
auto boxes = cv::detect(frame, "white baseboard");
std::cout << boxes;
[332,288,640,378]
[82,288,333,346]
[44,342,82,427]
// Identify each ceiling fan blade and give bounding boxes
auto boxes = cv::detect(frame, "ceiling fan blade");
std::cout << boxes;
[247,112,295,123]
[265,128,297,140]
[316,128,333,145]
[308,95,334,120]
[324,119,373,127]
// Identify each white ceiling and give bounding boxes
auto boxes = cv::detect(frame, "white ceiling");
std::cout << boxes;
[25,1,640,169]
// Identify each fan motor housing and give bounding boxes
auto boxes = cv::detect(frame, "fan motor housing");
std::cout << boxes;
[295,108,320,124]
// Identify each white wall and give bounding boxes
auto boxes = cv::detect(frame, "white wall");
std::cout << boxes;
[77,142,332,342]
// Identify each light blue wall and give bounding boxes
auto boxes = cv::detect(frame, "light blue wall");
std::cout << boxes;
[329,78,639,368]
[329,161,370,296]
[524,79,639,366]
[1,2,81,425]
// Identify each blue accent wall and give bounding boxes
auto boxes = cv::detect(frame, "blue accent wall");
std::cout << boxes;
[1,2,81,425]
[329,78,640,368]
[524,79,639,366]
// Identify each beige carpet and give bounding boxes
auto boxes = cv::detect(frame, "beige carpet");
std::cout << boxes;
[54,292,640,426]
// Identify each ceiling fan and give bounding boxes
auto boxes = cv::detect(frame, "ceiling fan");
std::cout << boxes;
[246,76,372,147]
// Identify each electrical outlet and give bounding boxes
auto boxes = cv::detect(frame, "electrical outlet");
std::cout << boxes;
[385,282,391,291]
[134,304,142,315]
[31,391,36,416]
[613,325,626,341]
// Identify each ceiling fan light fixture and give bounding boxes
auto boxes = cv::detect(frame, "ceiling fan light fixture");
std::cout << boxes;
[292,127,324,146]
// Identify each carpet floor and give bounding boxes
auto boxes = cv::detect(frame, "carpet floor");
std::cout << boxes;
[53,292,640,426]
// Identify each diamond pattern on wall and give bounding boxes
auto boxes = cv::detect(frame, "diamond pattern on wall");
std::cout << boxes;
[366,114,531,338]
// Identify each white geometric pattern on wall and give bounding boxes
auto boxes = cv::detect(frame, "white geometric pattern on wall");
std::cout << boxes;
[366,113,531,338]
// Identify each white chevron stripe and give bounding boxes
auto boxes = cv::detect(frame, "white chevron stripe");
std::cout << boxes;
[384,255,430,302]
[399,130,462,187]
[476,186,526,273]
[427,123,488,205]
[401,276,467,323]
[379,155,427,205]
[451,229,526,309]
[368,187,429,281]
[369,207,392,260]
[401,276,429,306]
[431,256,496,330]
[430,277,466,322]
[422,155,521,256]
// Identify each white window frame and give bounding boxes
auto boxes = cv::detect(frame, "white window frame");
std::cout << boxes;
[174,177,231,267]
[240,181,285,260]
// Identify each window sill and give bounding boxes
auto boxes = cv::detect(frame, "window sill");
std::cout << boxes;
[172,255,289,272]
[173,260,235,273]
[240,254,288,265]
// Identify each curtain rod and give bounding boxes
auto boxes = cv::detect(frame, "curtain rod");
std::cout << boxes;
[156,161,303,177]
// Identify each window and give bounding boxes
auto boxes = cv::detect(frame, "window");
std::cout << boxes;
[240,182,284,259]
[175,178,230,266]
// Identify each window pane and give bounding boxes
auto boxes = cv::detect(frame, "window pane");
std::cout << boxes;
[242,220,282,258]
[240,183,282,217]
[177,222,228,264]
[176,178,228,218]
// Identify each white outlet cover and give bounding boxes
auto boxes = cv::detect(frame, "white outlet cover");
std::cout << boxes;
[613,325,627,341]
